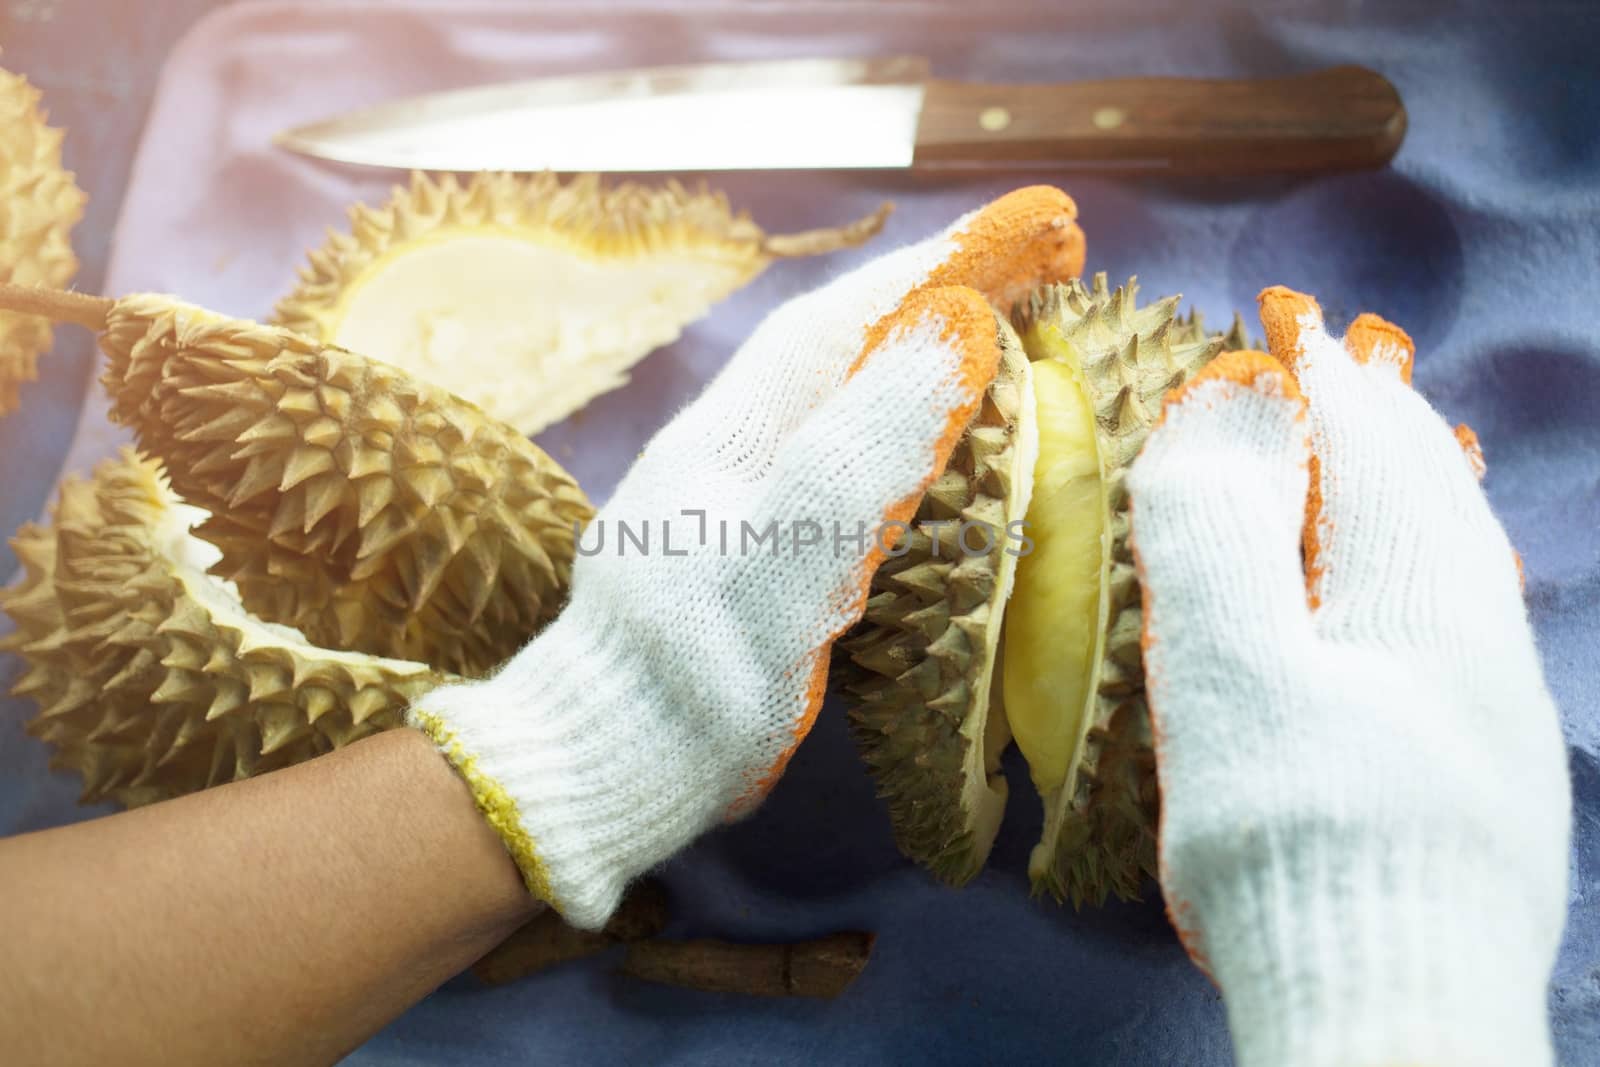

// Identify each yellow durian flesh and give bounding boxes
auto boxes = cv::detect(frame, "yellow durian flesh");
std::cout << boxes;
[1002,352,1108,801]
[0,449,448,807]
[276,171,890,435]
[1007,275,1235,905]
[0,66,86,414]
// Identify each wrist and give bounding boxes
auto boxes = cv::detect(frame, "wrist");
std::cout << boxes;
[385,726,543,932]
[407,598,736,929]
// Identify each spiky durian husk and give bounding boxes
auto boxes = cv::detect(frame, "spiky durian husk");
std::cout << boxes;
[0,449,447,807]
[273,171,888,435]
[97,295,593,676]
[1013,274,1242,906]
[0,67,85,413]
[833,314,1036,885]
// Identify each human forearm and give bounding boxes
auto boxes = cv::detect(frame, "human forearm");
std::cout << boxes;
[0,727,538,1066]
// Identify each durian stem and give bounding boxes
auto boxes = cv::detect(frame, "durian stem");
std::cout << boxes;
[0,283,112,331]
[762,203,894,258]
[620,931,875,998]
[470,880,668,986]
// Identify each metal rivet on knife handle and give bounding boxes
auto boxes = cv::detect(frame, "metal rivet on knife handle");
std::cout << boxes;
[979,107,1012,132]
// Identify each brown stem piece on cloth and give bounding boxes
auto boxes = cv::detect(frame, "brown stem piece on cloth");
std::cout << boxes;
[621,932,875,999]
[0,283,112,331]
[472,880,669,986]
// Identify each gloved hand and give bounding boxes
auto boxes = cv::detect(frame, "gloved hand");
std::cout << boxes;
[1127,286,1571,1067]
[410,187,1084,929]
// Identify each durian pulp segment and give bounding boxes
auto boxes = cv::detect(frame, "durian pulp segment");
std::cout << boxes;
[1001,346,1110,819]
[1008,275,1231,904]
[324,227,747,434]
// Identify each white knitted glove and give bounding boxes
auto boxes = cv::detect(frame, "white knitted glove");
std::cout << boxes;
[409,188,1084,929]
[1127,286,1571,1067]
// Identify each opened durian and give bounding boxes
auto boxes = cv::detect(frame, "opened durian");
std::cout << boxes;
[0,282,594,677]
[95,294,593,677]
[836,274,1246,905]
[0,66,86,414]
[274,171,891,435]
[0,449,448,807]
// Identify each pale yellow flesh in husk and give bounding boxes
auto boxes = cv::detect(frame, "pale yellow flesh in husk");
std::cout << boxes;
[327,228,744,431]
[277,173,889,437]
[1001,332,1109,798]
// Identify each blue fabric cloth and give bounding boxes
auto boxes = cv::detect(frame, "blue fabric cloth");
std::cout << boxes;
[2,2,1596,1063]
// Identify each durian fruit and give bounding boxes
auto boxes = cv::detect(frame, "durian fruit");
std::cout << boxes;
[0,449,447,807]
[274,171,891,435]
[89,293,593,677]
[0,66,86,414]
[835,274,1243,904]
[835,314,1037,884]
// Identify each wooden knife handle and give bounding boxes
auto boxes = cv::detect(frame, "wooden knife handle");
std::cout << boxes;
[915,65,1405,174]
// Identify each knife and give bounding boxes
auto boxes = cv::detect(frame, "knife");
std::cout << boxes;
[275,56,1405,175]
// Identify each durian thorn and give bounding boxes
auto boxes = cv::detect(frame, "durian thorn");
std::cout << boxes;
[759,203,893,259]
[0,283,112,331]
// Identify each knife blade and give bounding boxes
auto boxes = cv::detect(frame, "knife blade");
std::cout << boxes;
[275,57,1405,175]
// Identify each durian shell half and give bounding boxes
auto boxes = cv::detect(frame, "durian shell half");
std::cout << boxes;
[97,294,593,677]
[1012,274,1244,906]
[833,311,1037,885]
[0,66,86,414]
[274,171,890,435]
[0,449,448,807]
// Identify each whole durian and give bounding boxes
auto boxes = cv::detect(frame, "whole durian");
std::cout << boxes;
[274,171,891,435]
[835,274,1247,904]
[97,294,593,677]
[1,449,448,807]
[0,66,86,413]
